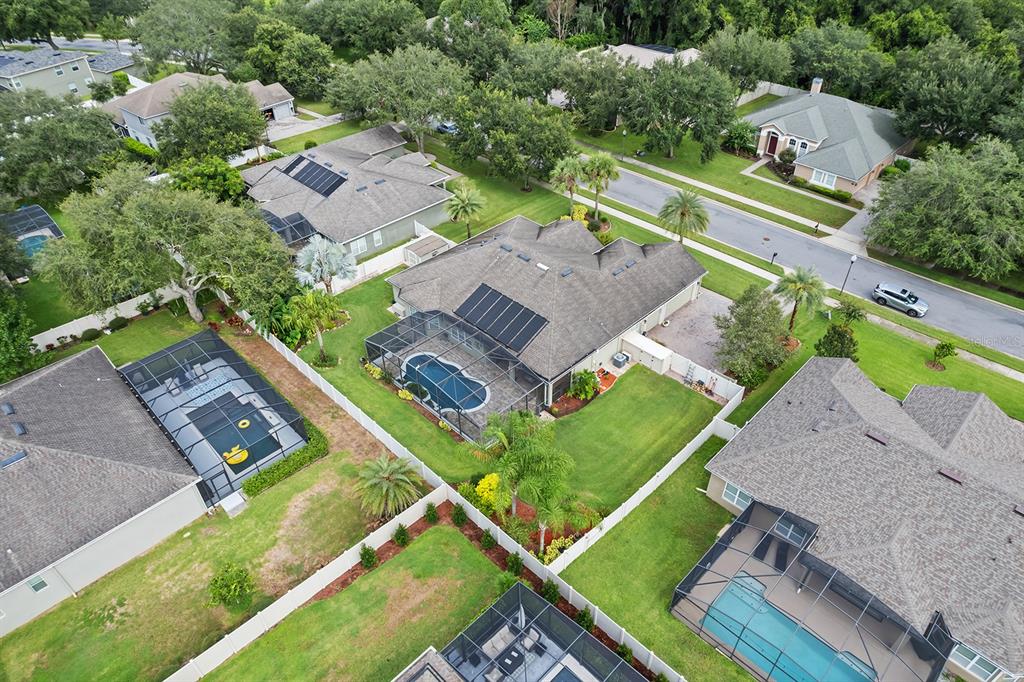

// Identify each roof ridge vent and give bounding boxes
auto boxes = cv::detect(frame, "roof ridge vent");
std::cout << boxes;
[536,262,549,272]
[938,468,964,485]
[625,258,637,268]
[612,266,625,276]
[1,402,13,415]
[811,419,824,432]
[499,243,513,252]
[560,267,573,278]
[517,253,531,262]
[11,422,26,436]
[827,399,838,412]
[374,179,386,185]
[1014,505,1024,518]
[865,431,888,446]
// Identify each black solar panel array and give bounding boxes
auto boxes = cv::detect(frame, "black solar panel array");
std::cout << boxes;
[263,210,316,246]
[454,284,548,353]
[0,204,62,238]
[284,157,346,197]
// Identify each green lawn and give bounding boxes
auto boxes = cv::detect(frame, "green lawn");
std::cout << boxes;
[554,366,721,512]
[734,94,783,118]
[294,98,342,116]
[49,308,205,367]
[13,276,86,335]
[421,138,567,243]
[273,119,365,155]
[1,451,368,682]
[577,128,857,228]
[562,437,749,682]
[727,308,1024,426]
[207,525,502,681]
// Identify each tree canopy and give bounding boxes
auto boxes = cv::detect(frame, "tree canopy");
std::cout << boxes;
[311,0,425,56]
[789,21,890,102]
[154,83,266,163]
[133,0,231,73]
[714,284,789,387]
[0,0,90,48]
[561,50,635,132]
[702,25,793,93]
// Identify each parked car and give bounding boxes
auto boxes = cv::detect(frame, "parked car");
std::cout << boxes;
[873,283,929,317]
[433,120,458,135]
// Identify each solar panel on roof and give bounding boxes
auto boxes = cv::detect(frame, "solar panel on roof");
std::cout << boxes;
[560,267,573,277]
[507,314,547,351]
[288,158,346,197]
[453,284,548,353]
[454,286,489,318]
[262,210,315,246]
[11,422,26,436]
[490,301,525,336]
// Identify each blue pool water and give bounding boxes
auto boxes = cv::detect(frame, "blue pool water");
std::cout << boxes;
[18,234,49,257]
[403,353,487,412]
[702,574,876,682]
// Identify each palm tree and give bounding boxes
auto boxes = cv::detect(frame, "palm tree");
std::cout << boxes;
[284,289,345,363]
[354,454,423,519]
[773,266,826,333]
[482,411,573,515]
[446,179,486,241]
[550,155,584,212]
[294,235,356,295]
[581,152,619,221]
[658,189,709,240]
[528,480,597,556]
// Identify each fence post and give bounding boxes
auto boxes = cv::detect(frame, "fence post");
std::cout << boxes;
[647,649,655,668]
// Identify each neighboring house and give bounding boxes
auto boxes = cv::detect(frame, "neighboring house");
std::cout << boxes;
[673,356,1024,682]
[0,48,94,98]
[745,78,912,194]
[367,216,706,441]
[396,582,646,682]
[85,51,144,82]
[0,348,208,636]
[101,72,294,149]
[242,124,452,256]
[601,43,702,68]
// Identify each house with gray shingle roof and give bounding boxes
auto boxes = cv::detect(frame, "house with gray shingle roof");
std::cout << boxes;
[0,48,94,98]
[85,51,143,81]
[367,216,706,440]
[673,356,1023,682]
[243,124,452,256]
[0,348,208,636]
[745,79,912,194]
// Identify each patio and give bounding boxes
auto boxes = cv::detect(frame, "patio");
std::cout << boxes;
[647,290,730,372]
[671,503,950,682]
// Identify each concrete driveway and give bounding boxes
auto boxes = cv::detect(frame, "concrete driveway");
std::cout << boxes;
[267,114,344,143]
[648,290,732,371]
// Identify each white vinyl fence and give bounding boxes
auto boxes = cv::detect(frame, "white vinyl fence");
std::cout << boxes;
[668,353,744,402]
[323,231,453,296]
[736,81,806,106]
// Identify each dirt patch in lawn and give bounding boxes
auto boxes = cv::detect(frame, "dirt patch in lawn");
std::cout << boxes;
[220,332,385,463]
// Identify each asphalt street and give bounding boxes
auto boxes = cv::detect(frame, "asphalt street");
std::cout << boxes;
[605,168,1024,359]
[9,37,140,53]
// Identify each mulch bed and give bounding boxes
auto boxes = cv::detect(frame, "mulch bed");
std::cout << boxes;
[548,370,618,418]
[926,360,946,371]
[307,501,659,680]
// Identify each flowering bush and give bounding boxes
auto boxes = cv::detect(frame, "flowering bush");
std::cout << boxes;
[364,362,383,380]
[438,419,452,432]
[541,536,575,565]
[397,388,414,401]
[475,473,501,514]
[571,204,588,222]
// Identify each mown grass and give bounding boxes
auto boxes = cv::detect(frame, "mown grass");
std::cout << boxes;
[294,98,342,116]
[206,526,502,681]
[734,94,783,118]
[48,308,204,367]
[273,119,365,155]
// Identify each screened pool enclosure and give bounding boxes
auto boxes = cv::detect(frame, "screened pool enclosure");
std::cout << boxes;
[671,501,953,682]
[365,310,545,442]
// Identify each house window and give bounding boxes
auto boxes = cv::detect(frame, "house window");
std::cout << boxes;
[811,169,837,189]
[722,481,752,510]
[28,576,48,593]
[372,230,383,248]
[349,237,367,256]
[54,67,64,76]
[950,644,1003,681]
[71,64,80,72]
[773,518,808,546]
[68,83,79,94]
[787,138,797,150]
[12,80,22,89]
[797,140,809,157]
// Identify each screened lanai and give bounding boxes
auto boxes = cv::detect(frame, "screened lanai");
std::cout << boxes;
[364,310,545,442]
[671,501,953,682]
[441,582,646,682]
[119,330,307,504]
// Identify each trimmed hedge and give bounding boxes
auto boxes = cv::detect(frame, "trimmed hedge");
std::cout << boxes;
[107,316,129,331]
[80,328,102,341]
[790,176,853,203]
[123,136,158,162]
[241,419,328,496]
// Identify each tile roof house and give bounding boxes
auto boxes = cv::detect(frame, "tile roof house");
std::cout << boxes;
[745,78,912,194]
[101,72,294,149]
[368,216,706,440]
[243,124,452,256]
[681,357,1024,682]
[0,48,94,98]
[0,348,208,636]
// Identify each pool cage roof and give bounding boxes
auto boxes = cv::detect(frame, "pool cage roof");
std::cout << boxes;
[365,310,546,443]
[119,330,307,504]
[441,582,646,682]
[1,204,63,239]
[671,501,953,682]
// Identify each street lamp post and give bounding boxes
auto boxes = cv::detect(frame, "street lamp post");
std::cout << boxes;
[839,254,858,296]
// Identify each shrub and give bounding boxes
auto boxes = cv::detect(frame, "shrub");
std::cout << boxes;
[565,32,602,49]
[393,523,410,547]
[790,176,854,202]
[933,341,957,364]
[722,119,758,155]
[541,536,575,565]
[777,147,797,165]
[814,323,859,361]
[506,553,523,576]
[311,352,338,368]
[457,481,481,508]
[616,643,633,662]
[880,165,902,179]
[425,502,439,523]
[363,362,384,380]
[570,204,588,222]
[654,674,669,682]
[136,299,153,316]
[123,136,158,162]
[568,370,600,400]
[80,328,102,341]
[106,316,128,331]
[438,419,452,432]
[596,231,614,245]
[894,158,911,172]
[241,421,328,496]
[502,516,534,547]
[359,544,378,569]
[207,563,255,609]
[541,579,560,604]
[405,382,428,399]
[397,388,414,401]
[304,140,318,149]
[481,529,496,549]
[575,606,594,632]
[452,503,467,526]
[111,71,130,96]
[475,473,501,515]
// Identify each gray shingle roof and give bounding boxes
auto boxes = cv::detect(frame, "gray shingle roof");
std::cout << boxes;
[85,51,135,74]
[707,357,1024,670]
[388,217,707,379]
[101,72,290,122]
[0,348,198,589]
[243,125,451,244]
[332,124,407,155]
[744,92,909,181]
[0,48,89,77]
[242,79,293,109]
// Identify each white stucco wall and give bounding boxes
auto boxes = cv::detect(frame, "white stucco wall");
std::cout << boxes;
[0,483,207,636]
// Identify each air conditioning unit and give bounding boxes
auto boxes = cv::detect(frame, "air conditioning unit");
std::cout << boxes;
[612,352,629,369]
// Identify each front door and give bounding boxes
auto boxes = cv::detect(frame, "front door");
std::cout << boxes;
[766,132,779,156]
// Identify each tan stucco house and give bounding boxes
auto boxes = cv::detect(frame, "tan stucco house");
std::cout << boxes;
[745,78,912,194]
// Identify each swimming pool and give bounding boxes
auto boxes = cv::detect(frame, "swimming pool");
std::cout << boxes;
[403,353,488,412]
[702,573,876,682]
[17,234,49,258]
